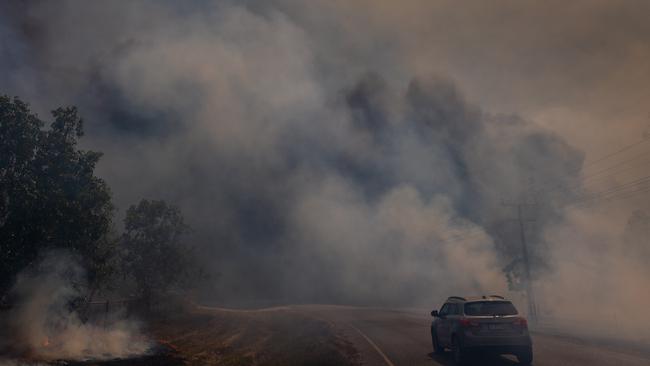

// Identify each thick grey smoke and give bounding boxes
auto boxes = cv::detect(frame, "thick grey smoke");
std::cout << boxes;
[0,251,151,363]
[0,0,582,303]
[1,0,648,341]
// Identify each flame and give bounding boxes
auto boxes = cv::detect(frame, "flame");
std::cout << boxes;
[157,338,179,352]
[42,337,50,347]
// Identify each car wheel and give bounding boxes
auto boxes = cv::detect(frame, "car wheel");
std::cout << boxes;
[451,336,467,365]
[431,331,444,354]
[517,347,533,365]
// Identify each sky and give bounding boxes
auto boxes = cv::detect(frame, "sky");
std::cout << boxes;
[1,0,649,335]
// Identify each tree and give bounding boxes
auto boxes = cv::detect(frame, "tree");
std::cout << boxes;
[0,96,114,295]
[121,199,191,309]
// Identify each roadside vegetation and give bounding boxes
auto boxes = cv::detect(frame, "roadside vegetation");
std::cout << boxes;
[0,95,359,365]
[0,95,201,314]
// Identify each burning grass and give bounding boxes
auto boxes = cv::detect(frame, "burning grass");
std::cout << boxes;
[2,298,358,365]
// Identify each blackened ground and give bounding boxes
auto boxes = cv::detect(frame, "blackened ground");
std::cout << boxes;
[1,305,357,366]
[53,345,184,366]
[146,306,359,366]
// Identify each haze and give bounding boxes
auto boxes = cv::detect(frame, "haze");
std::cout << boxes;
[2,0,649,342]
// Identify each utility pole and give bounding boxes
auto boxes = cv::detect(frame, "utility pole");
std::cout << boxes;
[503,184,538,324]
[515,203,537,324]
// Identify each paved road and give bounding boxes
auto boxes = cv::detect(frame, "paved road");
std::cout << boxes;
[294,305,650,366]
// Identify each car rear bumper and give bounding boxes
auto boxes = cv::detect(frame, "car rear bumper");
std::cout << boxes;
[463,345,532,355]
[461,332,532,349]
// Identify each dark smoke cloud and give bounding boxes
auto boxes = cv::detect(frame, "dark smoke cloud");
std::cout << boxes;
[0,0,597,309]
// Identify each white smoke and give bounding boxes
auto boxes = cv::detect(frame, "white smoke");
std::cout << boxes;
[288,178,508,304]
[537,206,650,343]
[0,2,648,346]
[0,251,152,363]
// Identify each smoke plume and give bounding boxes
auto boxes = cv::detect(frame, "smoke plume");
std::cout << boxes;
[1,0,649,342]
[0,251,151,363]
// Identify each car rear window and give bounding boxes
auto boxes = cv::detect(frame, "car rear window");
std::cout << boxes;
[464,301,518,316]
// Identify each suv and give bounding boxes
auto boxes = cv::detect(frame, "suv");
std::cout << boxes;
[430,295,533,365]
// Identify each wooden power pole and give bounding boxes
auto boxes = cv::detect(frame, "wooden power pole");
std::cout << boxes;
[502,198,538,324]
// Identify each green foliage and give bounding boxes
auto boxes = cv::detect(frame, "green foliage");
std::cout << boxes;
[0,96,203,308]
[121,199,191,307]
[0,95,114,294]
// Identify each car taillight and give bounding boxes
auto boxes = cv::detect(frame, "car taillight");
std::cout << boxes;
[513,317,528,329]
[459,318,480,328]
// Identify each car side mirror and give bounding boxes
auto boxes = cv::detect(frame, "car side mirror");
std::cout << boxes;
[431,310,439,317]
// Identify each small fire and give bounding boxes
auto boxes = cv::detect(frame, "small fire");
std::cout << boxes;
[41,337,50,347]
[157,338,179,352]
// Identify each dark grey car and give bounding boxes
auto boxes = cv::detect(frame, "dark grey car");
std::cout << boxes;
[430,296,533,365]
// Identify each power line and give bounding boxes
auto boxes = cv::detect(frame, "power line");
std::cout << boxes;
[535,136,650,196]
[573,180,650,204]
[581,149,650,181]
[560,174,650,207]
[565,184,650,208]
[582,136,650,169]
[538,148,650,197]
[600,185,650,203]
[579,156,650,186]
[567,174,650,202]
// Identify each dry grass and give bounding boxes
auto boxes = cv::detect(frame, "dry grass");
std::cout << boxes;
[1,306,358,366]
[148,306,359,366]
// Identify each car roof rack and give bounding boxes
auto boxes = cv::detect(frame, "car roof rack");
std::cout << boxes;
[488,295,505,299]
[447,296,466,302]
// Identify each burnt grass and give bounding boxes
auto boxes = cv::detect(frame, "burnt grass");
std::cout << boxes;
[52,347,184,366]
[143,306,359,366]
[4,306,358,366]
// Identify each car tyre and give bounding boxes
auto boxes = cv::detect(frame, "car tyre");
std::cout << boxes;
[451,336,467,365]
[431,331,444,354]
[517,347,533,365]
